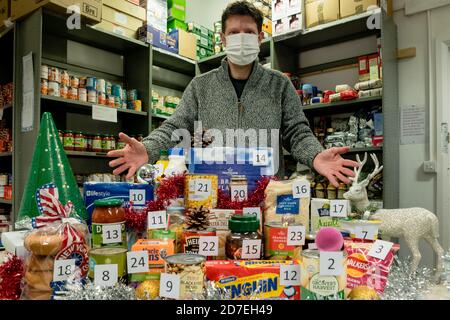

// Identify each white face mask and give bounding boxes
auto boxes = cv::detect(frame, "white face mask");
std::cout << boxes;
[225,33,260,66]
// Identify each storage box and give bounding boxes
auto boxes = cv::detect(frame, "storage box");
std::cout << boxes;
[95,19,137,39]
[272,0,287,21]
[102,5,143,31]
[187,22,214,39]
[0,0,10,22]
[177,28,196,60]
[304,0,339,29]
[10,0,102,23]
[340,0,379,19]
[131,239,175,267]
[142,0,167,33]
[273,13,302,36]
[167,17,186,32]
[103,0,145,20]
[194,33,214,51]
[196,46,214,60]
[138,24,178,54]
[358,55,370,81]
[168,0,185,21]
[368,53,380,80]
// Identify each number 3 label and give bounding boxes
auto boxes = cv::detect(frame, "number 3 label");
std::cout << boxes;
[94,264,118,287]
[160,273,180,299]
[320,252,343,276]
[368,240,394,260]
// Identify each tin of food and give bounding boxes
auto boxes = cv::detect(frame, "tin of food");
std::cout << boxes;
[48,81,60,97]
[88,247,127,278]
[86,77,97,90]
[41,65,49,79]
[264,222,303,260]
[78,88,87,102]
[41,79,48,95]
[164,253,206,300]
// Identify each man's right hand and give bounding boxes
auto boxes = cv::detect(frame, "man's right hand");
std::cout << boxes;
[107,132,149,179]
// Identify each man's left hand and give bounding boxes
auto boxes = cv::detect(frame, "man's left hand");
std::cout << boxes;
[313,147,359,187]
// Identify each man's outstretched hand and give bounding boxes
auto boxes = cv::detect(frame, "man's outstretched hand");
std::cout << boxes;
[107,132,149,179]
[313,147,359,187]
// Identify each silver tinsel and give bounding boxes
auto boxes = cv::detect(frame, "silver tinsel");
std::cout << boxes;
[54,280,136,300]
[381,256,436,300]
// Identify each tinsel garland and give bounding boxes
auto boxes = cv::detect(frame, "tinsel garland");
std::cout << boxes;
[125,175,274,232]
[0,253,25,300]
[54,280,136,300]
[381,256,436,300]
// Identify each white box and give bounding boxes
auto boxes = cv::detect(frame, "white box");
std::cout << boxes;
[287,0,302,16]
[272,13,302,36]
[272,0,287,20]
[1,231,28,259]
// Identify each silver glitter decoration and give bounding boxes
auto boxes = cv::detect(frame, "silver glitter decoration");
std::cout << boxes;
[54,279,136,300]
[381,256,435,300]
[444,251,450,292]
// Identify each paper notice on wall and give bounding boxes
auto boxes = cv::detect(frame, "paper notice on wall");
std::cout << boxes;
[401,105,426,145]
[22,52,34,132]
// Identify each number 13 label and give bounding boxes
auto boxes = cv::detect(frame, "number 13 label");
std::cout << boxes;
[102,224,122,244]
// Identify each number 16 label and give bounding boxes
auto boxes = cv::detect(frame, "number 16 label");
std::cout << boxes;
[320,252,343,276]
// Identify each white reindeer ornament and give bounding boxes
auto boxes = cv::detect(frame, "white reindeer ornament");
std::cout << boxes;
[344,153,444,273]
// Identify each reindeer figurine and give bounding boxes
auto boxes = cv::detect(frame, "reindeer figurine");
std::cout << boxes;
[344,153,444,274]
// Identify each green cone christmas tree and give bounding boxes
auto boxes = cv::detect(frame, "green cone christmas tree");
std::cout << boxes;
[17,112,87,226]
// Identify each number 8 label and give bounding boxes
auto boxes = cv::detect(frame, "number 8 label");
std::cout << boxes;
[94,264,118,287]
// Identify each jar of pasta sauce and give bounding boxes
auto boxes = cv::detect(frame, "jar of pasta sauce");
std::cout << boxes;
[74,132,87,152]
[63,131,75,151]
[92,134,103,153]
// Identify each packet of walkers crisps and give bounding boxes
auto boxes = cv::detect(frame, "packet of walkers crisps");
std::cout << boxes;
[205,260,300,300]
[344,239,400,294]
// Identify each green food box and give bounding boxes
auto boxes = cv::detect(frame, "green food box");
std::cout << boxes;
[195,34,214,51]
[196,46,214,60]
[168,17,187,32]
[187,22,214,39]
[168,0,186,21]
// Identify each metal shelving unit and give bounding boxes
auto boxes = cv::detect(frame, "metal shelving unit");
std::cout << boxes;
[302,96,382,112]
[65,150,108,158]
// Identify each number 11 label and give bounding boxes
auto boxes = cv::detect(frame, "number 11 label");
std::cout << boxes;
[127,251,149,274]
[147,211,167,229]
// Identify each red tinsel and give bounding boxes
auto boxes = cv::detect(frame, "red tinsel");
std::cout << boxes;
[0,253,25,300]
[125,174,275,232]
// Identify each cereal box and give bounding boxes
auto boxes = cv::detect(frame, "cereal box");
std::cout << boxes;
[131,239,175,266]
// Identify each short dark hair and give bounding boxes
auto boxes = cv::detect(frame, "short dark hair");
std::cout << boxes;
[222,1,264,33]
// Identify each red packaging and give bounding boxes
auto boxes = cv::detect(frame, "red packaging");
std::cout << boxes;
[344,239,400,294]
[340,89,358,101]
[323,90,335,103]
[372,136,384,147]
[205,260,300,300]
[182,228,216,260]
[358,56,369,75]
[4,185,12,200]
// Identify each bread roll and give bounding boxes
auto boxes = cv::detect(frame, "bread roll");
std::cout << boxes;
[27,255,55,272]
[24,230,62,256]
[25,270,53,291]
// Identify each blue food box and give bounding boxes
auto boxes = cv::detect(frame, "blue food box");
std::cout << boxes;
[187,147,275,194]
[83,182,154,226]
[138,24,178,54]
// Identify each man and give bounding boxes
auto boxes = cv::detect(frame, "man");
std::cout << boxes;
[108,1,358,186]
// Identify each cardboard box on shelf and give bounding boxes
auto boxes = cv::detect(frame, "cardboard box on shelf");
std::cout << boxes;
[368,53,380,80]
[304,0,339,29]
[262,17,272,35]
[10,0,102,23]
[167,17,186,32]
[273,13,302,36]
[187,22,214,39]
[95,19,137,39]
[141,0,167,32]
[271,0,287,21]
[195,33,214,51]
[197,46,213,60]
[127,0,140,5]
[138,24,178,54]
[0,0,10,22]
[102,5,143,31]
[168,0,185,21]
[177,28,197,60]
[358,55,370,81]
[340,0,379,19]
[103,0,145,20]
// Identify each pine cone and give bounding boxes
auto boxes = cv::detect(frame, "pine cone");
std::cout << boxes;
[185,206,210,231]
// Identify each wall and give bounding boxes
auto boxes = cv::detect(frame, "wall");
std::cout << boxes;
[394,1,450,265]
[186,0,233,28]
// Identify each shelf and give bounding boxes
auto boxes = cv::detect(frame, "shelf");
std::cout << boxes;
[43,10,148,53]
[151,113,171,120]
[0,199,12,205]
[0,152,12,157]
[0,24,14,39]
[302,96,382,113]
[274,8,381,51]
[65,150,108,158]
[197,38,272,72]
[41,95,148,116]
[152,47,197,76]
[347,147,383,153]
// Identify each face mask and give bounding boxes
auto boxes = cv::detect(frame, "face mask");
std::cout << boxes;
[225,33,260,66]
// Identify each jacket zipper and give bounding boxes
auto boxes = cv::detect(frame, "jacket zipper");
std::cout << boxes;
[238,100,243,128]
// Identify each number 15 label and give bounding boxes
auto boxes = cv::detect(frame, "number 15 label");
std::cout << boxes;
[241,239,261,259]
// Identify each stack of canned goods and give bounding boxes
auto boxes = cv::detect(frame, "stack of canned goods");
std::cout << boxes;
[151,90,180,116]
[0,173,12,200]
[59,130,144,153]
[41,65,143,112]
[213,21,223,54]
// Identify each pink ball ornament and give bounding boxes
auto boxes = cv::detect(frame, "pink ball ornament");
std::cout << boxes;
[315,227,344,252]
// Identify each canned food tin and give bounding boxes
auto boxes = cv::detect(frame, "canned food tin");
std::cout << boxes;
[61,70,70,86]
[300,249,347,300]
[88,247,127,278]
[264,222,303,260]
[128,89,138,101]
[106,81,112,95]
[70,76,79,88]
[87,89,97,103]
[41,65,49,79]
[86,77,97,90]
[185,174,218,209]
[41,79,48,95]
[79,77,87,88]
[0,174,8,186]
[68,87,78,100]
[91,221,127,249]
[97,92,106,105]
[164,254,206,300]
[48,81,60,97]
[48,67,60,83]
[181,228,216,259]
[97,78,106,93]
[114,96,122,108]
[112,84,122,97]
[60,85,68,99]
[107,95,115,107]
[78,88,87,102]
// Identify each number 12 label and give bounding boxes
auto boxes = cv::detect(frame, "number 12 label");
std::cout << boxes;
[320,251,344,276]
[280,265,301,286]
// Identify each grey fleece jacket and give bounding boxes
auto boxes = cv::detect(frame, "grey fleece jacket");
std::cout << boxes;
[142,58,324,174]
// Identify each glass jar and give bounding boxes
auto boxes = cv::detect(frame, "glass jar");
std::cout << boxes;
[315,182,325,199]
[63,131,74,151]
[117,138,126,150]
[327,183,337,200]
[110,135,116,151]
[86,134,93,152]
[230,175,248,201]
[92,134,103,153]
[58,130,64,144]
[337,183,347,199]
[101,134,108,152]
[165,148,188,177]
[92,199,125,224]
[74,132,86,152]
[226,215,262,260]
